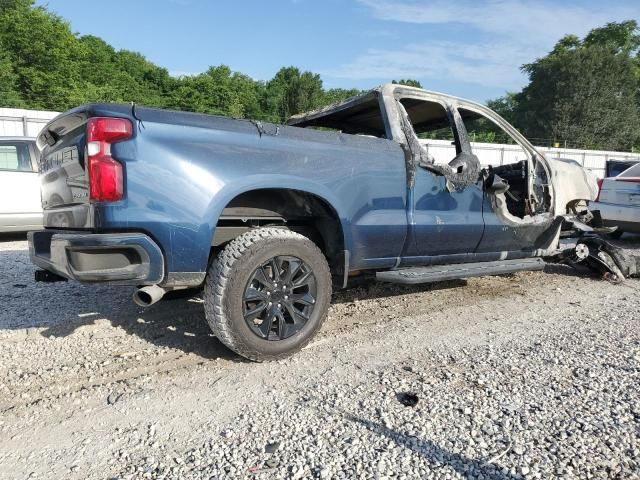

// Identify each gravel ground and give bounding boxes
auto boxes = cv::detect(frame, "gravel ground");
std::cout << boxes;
[0,233,639,479]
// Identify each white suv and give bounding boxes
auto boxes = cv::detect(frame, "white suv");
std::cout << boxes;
[0,137,43,232]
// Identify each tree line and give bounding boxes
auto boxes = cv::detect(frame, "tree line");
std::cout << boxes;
[0,0,362,123]
[489,21,640,152]
[1,0,638,151]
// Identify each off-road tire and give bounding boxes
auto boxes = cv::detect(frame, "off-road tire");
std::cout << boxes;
[204,227,332,362]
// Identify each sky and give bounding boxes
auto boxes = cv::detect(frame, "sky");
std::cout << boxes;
[40,0,640,103]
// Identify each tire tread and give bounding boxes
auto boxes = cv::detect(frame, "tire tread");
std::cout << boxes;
[204,227,330,362]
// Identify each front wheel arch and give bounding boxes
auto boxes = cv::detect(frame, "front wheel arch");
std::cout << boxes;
[211,187,348,281]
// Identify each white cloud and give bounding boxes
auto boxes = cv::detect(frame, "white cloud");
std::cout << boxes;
[327,0,639,91]
[356,0,636,45]
[327,41,534,89]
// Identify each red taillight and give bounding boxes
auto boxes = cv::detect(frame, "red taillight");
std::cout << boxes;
[86,117,133,202]
[595,178,603,202]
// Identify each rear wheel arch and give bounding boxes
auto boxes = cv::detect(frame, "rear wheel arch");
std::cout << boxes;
[211,188,348,280]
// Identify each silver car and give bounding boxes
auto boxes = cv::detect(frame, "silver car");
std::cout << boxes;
[592,163,640,237]
[0,137,43,232]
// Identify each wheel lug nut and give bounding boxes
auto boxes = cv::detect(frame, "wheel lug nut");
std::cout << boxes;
[266,291,271,296]
[277,303,281,308]
[284,295,288,300]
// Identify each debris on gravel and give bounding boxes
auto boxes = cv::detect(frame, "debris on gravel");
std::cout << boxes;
[396,392,420,407]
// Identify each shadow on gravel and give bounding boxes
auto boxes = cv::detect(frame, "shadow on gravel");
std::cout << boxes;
[0,233,28,242]
[36,294,245,362]
[3,233,638,363]
[0,247,243,362]
[0,245,470,364]
[347,414,522,479]
[333,279,468,304]
[315,404,522,480]
[542,263,593,278]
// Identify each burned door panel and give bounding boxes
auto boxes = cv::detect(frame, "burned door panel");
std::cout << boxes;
[479,197,555,253]
[456,107,554,254]
[394,97,484,260]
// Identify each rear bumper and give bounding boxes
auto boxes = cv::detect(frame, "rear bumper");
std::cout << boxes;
[28,230,165,285]
[591,202,640,233]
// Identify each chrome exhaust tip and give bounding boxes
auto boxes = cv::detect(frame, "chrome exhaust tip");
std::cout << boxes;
[133,285,166,307]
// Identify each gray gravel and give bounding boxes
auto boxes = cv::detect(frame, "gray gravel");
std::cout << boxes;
[115,318,640,480]
[1,233,639,480]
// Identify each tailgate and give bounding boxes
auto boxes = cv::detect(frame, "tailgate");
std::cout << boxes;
[38,111,91,228]
[37,105,134,229]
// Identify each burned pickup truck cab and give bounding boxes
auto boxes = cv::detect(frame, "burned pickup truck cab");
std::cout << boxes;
[289,85,598,263]
[30,84,628,361]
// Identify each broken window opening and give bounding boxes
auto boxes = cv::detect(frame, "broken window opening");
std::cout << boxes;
[397,98,480,191]
[458,108,551,220]
[398,97,457,165]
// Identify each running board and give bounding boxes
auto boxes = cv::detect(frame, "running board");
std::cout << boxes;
[376,258,545,285]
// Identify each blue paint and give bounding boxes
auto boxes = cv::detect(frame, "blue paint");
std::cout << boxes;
[38,98,549,283]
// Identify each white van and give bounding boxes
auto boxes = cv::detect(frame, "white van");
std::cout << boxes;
[0,137,43,232]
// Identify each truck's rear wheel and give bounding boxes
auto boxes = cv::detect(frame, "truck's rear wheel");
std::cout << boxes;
[204,227,332,361]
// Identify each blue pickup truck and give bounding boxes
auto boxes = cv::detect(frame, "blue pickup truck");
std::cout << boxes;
[29,84,635,361]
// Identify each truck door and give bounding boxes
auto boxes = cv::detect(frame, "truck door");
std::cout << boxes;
[394,97,484,262]
[456,107,554,254]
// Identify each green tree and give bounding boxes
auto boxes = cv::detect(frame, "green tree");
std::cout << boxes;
[70,36,143,104]
[487,92,519,126]
[264,67,325,122]
[168,65,264,118]
[0,40,23,107]
[322,88,363,105]
[114,50,175,106]
[0,1,368,122]
[76,36,118,87]
[0,0,83,110]
[583,21,640,54]
[392,79,423,88]
[513,21,640,150]
[0,0,381,124]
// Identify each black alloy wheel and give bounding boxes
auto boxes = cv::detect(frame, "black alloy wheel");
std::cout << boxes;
[243,256,317,341]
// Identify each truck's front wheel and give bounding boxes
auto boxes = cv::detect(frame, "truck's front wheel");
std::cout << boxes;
[204,227,332,361]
